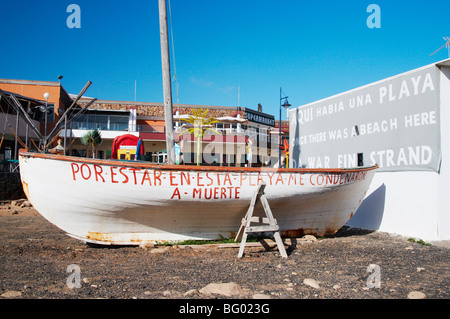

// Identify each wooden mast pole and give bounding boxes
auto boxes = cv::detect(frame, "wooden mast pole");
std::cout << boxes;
[158,0,175,165]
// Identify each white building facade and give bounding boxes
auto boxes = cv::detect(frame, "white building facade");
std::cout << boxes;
[289,59,450,241]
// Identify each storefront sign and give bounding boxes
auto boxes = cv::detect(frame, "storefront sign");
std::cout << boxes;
[245,108,275,127]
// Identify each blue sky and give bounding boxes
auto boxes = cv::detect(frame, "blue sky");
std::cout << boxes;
[0,0,448,119]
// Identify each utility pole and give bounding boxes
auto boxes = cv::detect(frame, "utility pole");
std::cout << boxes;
[279,87,282,167]
[159,0,175,165]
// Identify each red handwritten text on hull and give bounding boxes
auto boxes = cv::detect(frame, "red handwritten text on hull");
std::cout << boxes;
[70,163,367,200]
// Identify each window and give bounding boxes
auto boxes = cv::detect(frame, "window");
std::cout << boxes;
[71,149,86,157]
[109,115,129,131]
[72,113,129,131]
[358,153,364,167]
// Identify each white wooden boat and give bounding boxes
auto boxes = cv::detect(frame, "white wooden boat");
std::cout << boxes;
[18,149,378,245]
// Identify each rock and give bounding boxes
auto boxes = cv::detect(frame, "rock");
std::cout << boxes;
[408,291,426,299]
[183,289,198,297]
[1,290,22,298]
[199,282,244,297]
[21,201,32,208]
[296,235,317,246]
[333,284,341,290]
[150,247,171,254]
[253,293,271,299]
[301,235,317,242]
[139,242,156,249]
[303,278,320,289]
[416,267,425,272]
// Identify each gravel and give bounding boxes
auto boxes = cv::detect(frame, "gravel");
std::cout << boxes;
[0,204,449,301]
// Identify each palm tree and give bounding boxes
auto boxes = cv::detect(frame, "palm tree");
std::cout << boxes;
[81,129,102,158]
[180,109,220,166]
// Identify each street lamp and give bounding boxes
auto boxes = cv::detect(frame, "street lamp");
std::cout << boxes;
[43,92,50,151]
[279,88,291,168]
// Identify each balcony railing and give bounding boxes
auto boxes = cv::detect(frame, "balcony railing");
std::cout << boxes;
[173,126,260,136]
[72,121,129,131]
[0,160,20,173]
[70,123,273,142]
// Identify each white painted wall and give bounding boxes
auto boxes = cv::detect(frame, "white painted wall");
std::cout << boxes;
[437,65,450,240]
[129,108,137,132]
[347,171,440,240]
[347,64,450,241]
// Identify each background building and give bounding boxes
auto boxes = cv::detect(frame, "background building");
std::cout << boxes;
[1,78,285,169]
[75,99,279,167]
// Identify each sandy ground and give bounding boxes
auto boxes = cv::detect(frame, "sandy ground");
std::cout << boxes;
[0,200,448,308]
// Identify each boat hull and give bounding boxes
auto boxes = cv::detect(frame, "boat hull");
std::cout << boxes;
[18,150,377,245]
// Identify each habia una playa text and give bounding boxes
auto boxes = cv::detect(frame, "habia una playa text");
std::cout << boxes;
[295,71,435,125]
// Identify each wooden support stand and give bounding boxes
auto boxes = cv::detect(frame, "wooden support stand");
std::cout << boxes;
[235,183,288,258]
